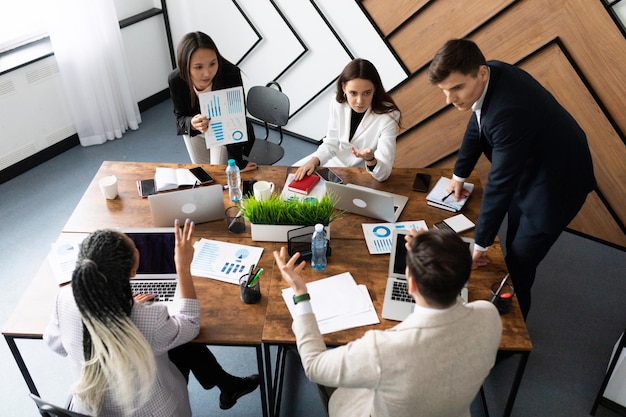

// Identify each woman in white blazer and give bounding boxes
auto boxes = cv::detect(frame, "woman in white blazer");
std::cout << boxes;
[294,59,401,182]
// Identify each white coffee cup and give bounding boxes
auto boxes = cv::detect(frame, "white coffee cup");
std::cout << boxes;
[98,175,118,200]
[253,180,275,201]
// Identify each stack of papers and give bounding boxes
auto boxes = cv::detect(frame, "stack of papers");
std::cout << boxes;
[281,272,379,334]
[191,238,263,285]
[426,177,474,212]
[361,221,428,254]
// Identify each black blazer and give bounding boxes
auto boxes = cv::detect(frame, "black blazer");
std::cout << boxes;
[454,61,595,248]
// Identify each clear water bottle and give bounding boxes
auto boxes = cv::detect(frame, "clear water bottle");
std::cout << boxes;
[225,159,242,203]
[311,223,327,271]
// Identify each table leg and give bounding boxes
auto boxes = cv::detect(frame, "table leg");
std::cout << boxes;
[4,335,40,396]
[502,351,530,417]
[256,344,269,417]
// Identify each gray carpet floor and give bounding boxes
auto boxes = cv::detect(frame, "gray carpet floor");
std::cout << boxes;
[1,100,624,416]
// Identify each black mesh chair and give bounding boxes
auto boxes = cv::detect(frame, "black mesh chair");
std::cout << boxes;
[30,394,91,417]
[246,81,289,165]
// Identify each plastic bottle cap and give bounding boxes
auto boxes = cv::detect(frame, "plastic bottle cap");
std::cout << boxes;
[315,223,324,231]
[227,159,235,166]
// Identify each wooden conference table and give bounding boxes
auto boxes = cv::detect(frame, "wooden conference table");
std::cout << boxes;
[3,161,531,417]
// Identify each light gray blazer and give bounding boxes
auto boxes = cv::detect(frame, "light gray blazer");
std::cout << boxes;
[44,286,200,417]
[293,299,502,417]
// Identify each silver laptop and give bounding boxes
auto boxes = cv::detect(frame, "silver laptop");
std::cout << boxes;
[148,185,225,227]
[325,182,408,222]
[381,229,474,321]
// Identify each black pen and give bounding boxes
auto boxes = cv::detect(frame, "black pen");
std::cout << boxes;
[442,191,454,202]
[247,264,255,284]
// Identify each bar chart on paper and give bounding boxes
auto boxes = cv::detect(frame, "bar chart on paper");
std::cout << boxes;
[190,238,263,284]
[198,86,248,147]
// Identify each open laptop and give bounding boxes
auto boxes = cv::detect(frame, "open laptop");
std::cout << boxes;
[325,182,408,222]
[381,229,474,321]
[148,184,225,227]
[124,227,180,310]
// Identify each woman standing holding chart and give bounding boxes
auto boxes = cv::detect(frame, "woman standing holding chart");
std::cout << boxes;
[169,31,257,171]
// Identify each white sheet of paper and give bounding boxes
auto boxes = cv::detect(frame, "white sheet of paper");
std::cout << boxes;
[281,273,380,334]
[361,221,428,254]
[191,238,263,285]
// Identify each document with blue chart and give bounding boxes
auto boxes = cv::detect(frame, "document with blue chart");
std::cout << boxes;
[190,238,263,285]
[198,86,248,148]
[361,221,428,254]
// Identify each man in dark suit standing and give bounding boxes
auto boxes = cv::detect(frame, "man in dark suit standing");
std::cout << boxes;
[428,39,595,319]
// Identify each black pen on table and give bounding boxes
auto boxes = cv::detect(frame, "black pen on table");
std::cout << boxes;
[247,268,263,287]
[442,191,454,202]
[247,264,255,284]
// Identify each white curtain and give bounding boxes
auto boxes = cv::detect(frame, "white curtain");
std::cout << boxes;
[47,0,140,147]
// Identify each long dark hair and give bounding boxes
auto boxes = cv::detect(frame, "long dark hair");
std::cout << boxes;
[335,58,401,120]
[175,31,228,108]
[71,230,155,415]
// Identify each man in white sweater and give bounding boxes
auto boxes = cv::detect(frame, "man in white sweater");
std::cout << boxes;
[273,228,502,417]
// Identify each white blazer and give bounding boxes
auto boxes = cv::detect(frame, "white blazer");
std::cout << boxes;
[44,286,201,417]
[292,300,502,417]
[301,97,400,181]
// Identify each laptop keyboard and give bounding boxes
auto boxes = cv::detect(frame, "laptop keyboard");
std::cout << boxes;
[130,280,177,302]
[391,280,415,304]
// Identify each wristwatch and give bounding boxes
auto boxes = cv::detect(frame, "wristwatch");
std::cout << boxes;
[293,293,311,304]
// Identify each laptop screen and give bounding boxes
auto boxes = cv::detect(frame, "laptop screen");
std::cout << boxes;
[126,231,176,274]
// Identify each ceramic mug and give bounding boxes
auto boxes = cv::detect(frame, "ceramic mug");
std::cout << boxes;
[98,175,118,199]
[253,180,275,201]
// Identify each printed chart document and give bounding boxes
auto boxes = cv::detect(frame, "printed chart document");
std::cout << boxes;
[426,177,474,212]
[361,221,428,254]
[281,272,379,334]
[198,86,248,148]
[48,233,89,285]
[191,238,263,285]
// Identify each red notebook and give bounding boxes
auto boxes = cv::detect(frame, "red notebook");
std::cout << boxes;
[287,174,321,195]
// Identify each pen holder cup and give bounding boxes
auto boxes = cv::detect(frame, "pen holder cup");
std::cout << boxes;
[240,276,261,304]
[490,282,515,315]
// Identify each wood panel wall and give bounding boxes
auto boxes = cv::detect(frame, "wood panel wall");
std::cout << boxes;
[362,0,626,248]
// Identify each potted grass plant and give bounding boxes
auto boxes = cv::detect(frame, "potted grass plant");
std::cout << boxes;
[240,194,341,242]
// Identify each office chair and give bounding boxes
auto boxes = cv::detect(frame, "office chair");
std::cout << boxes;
[30,394,91,417]
[246,81,289,165]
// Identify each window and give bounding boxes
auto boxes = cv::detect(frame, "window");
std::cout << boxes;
[0,0,49,53]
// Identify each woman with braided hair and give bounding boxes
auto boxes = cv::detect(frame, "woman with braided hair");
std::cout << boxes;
[44,219,259,416]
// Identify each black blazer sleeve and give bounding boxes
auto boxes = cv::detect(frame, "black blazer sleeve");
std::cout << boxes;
[168,69,200,137]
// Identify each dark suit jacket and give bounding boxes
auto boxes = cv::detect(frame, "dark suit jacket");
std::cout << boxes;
[454,61,595,248]
[168,60,252,138]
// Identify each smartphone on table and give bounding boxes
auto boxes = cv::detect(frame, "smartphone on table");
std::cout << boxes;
[412,173,431,192]
[189,166,215,185]
[317,167,343,184]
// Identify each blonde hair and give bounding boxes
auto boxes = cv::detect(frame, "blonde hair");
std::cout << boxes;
[72,231,157,415]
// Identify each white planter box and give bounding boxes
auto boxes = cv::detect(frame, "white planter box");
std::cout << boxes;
[250,223,331,242]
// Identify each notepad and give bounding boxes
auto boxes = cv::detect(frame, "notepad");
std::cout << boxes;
[434,213,475,233]
[287,174,321,195]
[154,167,199,192]
[426,177,474,212]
